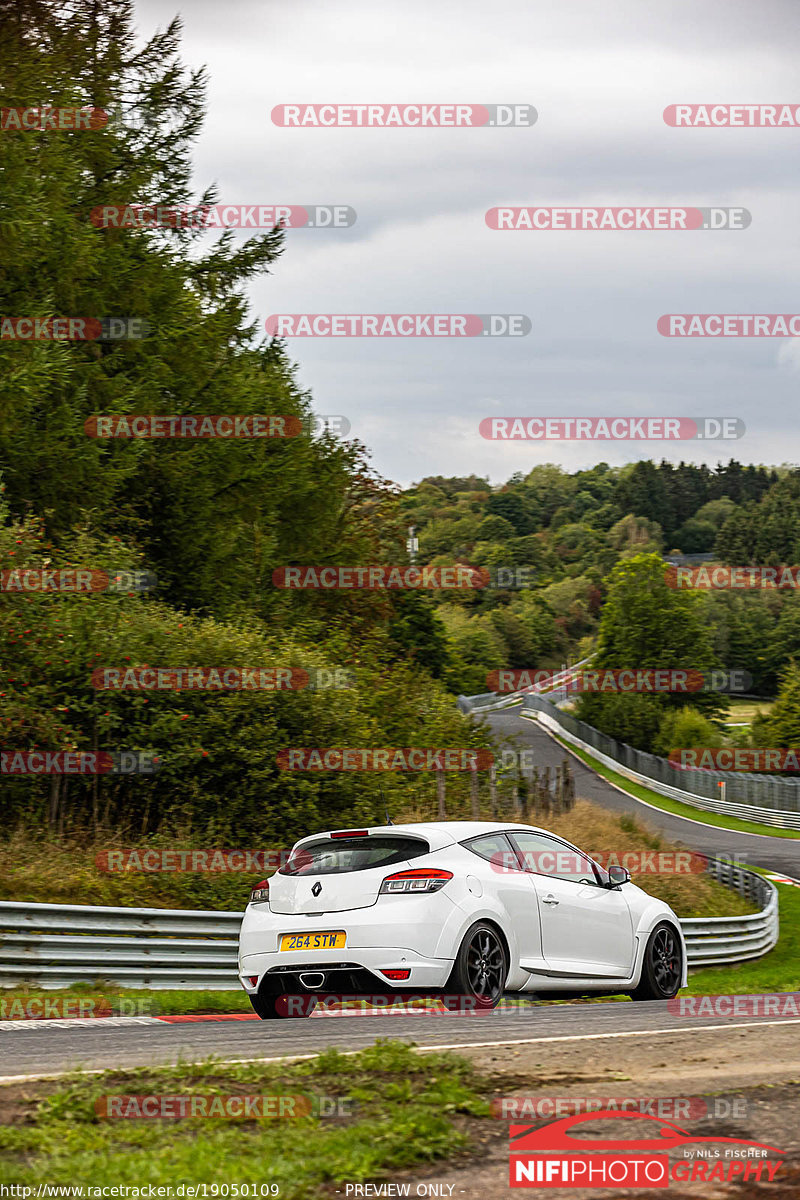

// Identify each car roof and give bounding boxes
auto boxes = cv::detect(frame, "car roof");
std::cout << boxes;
[294,820,560,851]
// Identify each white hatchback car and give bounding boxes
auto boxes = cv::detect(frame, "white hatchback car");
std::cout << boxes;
[238,821,687,1018]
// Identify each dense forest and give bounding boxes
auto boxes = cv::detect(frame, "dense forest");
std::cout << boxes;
[2,2,800,843]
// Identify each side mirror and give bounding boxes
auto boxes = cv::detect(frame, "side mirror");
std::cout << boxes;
[607,865,631,888]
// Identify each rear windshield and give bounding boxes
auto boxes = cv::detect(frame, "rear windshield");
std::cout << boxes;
[280,836,429,876]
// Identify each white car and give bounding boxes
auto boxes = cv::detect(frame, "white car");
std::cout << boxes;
[238,821,687,1018]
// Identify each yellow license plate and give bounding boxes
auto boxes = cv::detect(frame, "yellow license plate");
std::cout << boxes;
[280,931,346,952]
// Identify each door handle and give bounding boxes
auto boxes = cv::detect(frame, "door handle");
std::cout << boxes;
[542,894,559,905]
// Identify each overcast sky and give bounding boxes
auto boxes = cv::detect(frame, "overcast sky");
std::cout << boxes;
[134,0,800,487]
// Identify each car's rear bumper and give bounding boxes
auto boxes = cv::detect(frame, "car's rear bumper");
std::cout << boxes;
[238,947,454,993]
[238,893,458,991]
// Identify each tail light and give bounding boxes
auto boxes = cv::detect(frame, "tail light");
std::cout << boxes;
[380,969,411,980]
[379,868,453,895]
[250,879,270,903]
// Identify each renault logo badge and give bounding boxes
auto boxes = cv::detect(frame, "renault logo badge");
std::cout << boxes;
[311,881,322,897]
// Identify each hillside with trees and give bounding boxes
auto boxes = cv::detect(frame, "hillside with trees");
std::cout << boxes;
[2,2,799,843]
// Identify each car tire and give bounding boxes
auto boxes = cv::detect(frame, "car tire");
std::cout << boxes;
[248,991,317,1019]
[446,921,508,1009]
[630,922,683,1001]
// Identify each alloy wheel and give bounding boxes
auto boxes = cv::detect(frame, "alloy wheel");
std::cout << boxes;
[651,926,681,995]
[465,927,505,1000]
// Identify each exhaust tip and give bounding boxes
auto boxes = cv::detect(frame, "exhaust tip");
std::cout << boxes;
[298,971,326,990]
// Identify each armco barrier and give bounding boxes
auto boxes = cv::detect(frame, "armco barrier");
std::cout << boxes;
[459,684,800,830]
[522,693,800,831]
[0,862,778,988]
[0,901,242,989]
[680,859,778,966]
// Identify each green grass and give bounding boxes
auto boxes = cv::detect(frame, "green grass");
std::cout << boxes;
[0,1042,489,1195]
[0,985,252,1018]
[686,879,800,994]
[540,723,800,839]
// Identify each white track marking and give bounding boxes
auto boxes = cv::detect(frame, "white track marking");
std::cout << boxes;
[3,1017,800,1084]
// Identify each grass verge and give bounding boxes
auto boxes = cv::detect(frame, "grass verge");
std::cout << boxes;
[0,1042,493,1194]
[685,877,800,995]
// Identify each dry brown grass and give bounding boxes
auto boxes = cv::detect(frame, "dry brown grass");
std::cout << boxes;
[395,797,757,918]
[0,800,756,918]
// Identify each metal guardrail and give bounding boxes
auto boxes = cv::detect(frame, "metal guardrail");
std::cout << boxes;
[680,859,779,966]
[459,683,800,829]
[522,696,800,830]
[0,902,242,989]
[0,861,779,988]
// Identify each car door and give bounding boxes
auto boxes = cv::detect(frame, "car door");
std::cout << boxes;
[508,831,635,978]
[461,832,546,973]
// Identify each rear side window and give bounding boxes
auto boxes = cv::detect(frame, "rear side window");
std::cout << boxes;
[280,836,430,876]
[462,832,519,872]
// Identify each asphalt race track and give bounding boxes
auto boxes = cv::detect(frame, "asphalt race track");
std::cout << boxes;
[3,1000,800,1082]
[482,708,800,877]
[2,708,798,1084]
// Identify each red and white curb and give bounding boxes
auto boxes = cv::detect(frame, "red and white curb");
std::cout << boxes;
[0,1005,452,1030]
